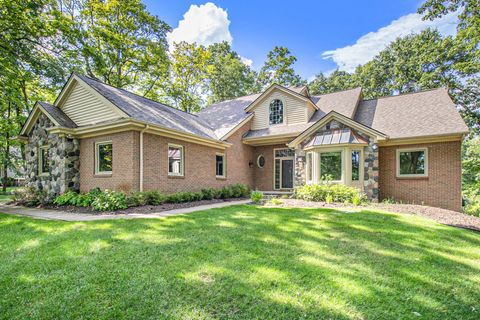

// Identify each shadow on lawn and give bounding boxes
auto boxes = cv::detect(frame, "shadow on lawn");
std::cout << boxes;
[1,206,479,319]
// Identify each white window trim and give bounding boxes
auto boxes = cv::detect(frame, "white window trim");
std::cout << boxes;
[396,147,428,178]
[215,152,226,178]
[273,148,295,190]
[168,143,184,177]
[269,99,287,126]
[95,141,113,175]
[257,154,265,168]
[38,145,49,176]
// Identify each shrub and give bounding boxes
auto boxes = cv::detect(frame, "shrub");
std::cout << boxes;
[464,193,480,217]
[54,191,78,206]
[251,190,263,203]
[220,185,234,199]
[13,187,50,207]
[201,188,217,200]
[143,191,166,205]
[126,192,146,207]
[294,183,364,204]
[92,190,127,211]
[230,183,250,198]
[352,194,364,206]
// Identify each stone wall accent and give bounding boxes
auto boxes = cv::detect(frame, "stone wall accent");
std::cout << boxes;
[363,138,379,202]
[26,114,80,198]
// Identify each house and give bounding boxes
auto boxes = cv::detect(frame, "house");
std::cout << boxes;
[17,74,469,211]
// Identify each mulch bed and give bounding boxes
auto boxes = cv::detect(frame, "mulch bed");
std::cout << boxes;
[269,199,480,232]
[41,198,248,215]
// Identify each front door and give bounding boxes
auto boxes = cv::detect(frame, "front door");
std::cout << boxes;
[281,159,294,189]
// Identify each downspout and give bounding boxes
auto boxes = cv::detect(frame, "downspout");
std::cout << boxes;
[139,125,149,192]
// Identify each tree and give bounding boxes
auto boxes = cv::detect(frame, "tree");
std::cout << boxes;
[59,0,171,91]
[257,46,304,89]
[354,29,460,99]
[419,0,479,74]
[206,42,257,104]
[451,77,480,137]
[165,42,211,113]
[308,70,356,95]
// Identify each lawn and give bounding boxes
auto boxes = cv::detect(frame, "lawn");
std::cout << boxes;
[0,206,479,319]
[0,187,18,203]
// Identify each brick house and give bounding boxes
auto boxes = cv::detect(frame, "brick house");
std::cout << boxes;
[18,74,468,211]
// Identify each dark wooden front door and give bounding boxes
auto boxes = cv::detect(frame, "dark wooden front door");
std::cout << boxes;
[281,159,293,189]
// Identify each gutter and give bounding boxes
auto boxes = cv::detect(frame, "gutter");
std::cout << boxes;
[139,124,149,192]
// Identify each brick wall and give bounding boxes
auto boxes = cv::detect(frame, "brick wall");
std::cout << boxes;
[79,131,139,193]
[379,141,462,211]
[143,122,254,193]
[253,144,287,190]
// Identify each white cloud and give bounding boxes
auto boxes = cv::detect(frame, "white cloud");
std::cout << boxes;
[167,2,233,50]
[240,56,253,67]
[322,11,459,72]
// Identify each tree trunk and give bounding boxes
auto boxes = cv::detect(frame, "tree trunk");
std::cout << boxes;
[2,101,11,192]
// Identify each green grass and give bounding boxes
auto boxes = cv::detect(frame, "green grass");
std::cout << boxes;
[0,187,18,203]
[0,205,479,319]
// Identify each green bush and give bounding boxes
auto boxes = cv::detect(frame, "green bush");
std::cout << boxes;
[54,191,78,206]
[251,190,263,203]
[144,191,166,205]
[92,190,127,211]
[201,188,216,200]
[220,185,234,199]
[294,183,365,204]
[126,192,146,207]
[464,193,480,217]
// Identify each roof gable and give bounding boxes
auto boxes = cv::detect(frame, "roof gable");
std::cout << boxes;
[57,76,127,126]
[354,88,469,139]
[245,84,318,113]
[288,111,387,148]
[19,102,77,136]
[311,87,362,118]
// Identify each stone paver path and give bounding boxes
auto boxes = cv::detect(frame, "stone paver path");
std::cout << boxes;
[0,200,251,221]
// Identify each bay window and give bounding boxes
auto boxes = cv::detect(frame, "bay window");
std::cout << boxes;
[320,151,342,181]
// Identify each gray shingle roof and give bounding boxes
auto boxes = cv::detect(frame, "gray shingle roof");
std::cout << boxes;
[38,102,77,128]
[354,88,469,139]
[76,74,218,139]
[197,93,260,138]
[312,87,362,118]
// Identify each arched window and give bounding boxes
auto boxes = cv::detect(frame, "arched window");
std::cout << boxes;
[269,99,284,125]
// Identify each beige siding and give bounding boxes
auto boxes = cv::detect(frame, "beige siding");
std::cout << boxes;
[61,82,122,126]
[251,90,315,130]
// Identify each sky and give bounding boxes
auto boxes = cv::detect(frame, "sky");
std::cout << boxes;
[142,0,459,80]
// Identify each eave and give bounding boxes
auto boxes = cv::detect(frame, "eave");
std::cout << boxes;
[48,119,231,150]
[242,132,300,146]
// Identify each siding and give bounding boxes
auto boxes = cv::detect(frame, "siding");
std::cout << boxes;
[61,82,122,126]
[251,90,314,130]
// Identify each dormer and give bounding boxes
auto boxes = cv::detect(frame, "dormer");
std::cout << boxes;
[245,84,318,130]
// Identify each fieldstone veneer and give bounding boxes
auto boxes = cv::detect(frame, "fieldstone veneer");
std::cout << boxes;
[363,138,379,202]
[26,114,80,198]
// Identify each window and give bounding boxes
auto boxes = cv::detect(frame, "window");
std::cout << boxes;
[168,144,184,176]
[351,150,360,181]
[320,151,342,181]
[257,155,265,168]
[216,153,225,178]
[306,152,313,182]
[397,148,427,177]
[38,146,49,175]
[95,141,113,174]
[269,99,284,125]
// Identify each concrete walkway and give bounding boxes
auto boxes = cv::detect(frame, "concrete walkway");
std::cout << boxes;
[0,200,251,221]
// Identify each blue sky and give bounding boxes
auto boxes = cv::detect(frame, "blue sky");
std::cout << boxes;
[143,0,458,80]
